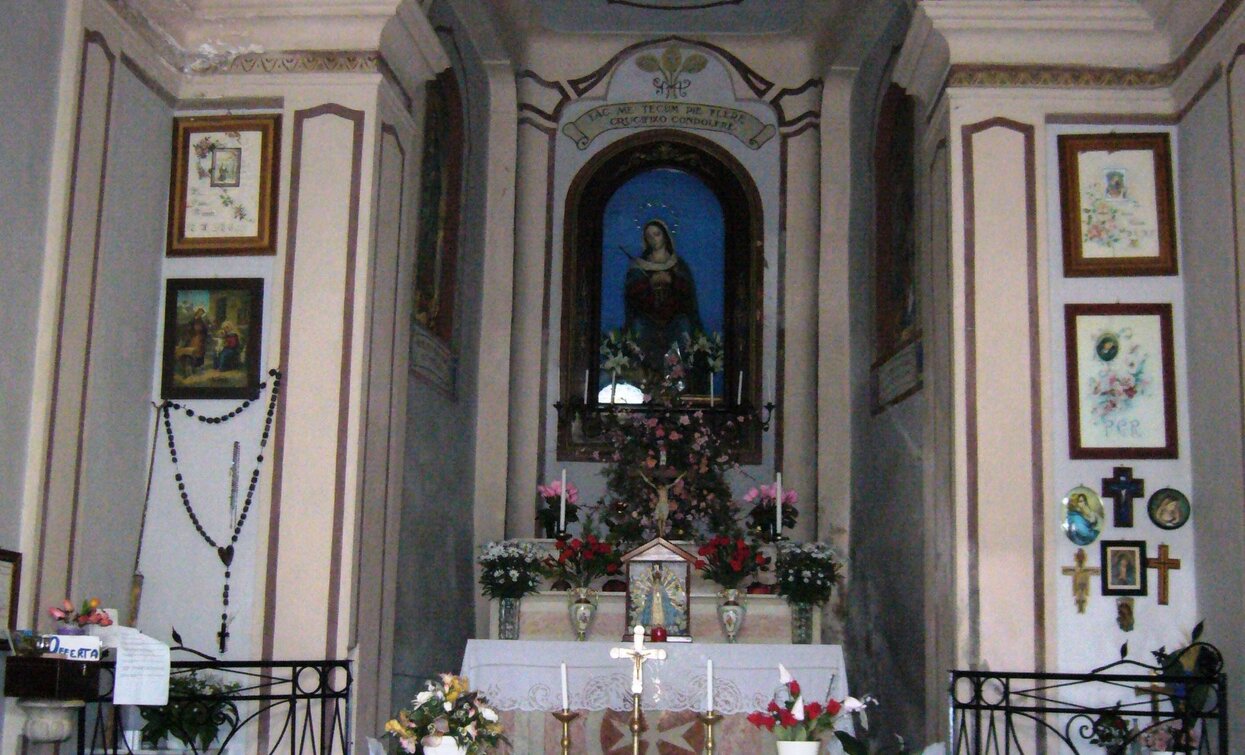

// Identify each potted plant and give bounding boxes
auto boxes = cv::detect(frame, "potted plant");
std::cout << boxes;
[139,671,241,752]
[535,479,579,538]
[477,540,545,640]
[746,664,871,755]
[742,483,799,542]
[385,673,504,755]
[774,543,842,644]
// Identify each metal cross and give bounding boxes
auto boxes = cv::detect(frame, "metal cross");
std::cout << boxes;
[1060,548,1100,614]
[1146,543,1182,605]
[1101,466,1145,527]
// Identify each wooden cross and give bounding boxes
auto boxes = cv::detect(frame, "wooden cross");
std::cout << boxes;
[1146,543,1181,605]
[611,624,666,695]
[1102,466,1145,527]
[1060,548,1100,614]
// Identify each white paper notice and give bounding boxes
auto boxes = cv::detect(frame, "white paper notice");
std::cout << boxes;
[111,628,171,706]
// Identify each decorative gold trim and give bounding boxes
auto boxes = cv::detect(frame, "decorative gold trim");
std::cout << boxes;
[219,51,381,75]
[947,64,1171,90]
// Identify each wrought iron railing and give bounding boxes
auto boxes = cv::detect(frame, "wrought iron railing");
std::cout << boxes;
[76,657,351,754]
[950,641,1227,753]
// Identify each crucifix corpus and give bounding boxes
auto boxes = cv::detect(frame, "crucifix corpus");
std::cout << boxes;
[611,624,666,755]
[1146,543,1182,605]
[1101,466,1145,528]
[1060,548,1101,614]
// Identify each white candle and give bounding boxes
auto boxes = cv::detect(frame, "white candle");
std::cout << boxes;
[736,371,743,405]
[559,468,568,532]
[584,370,589,404]
[561,662,569,710]
[610,371,617,404]
[775,472,783,536]
[707,659,714,711]
[709,376,715,407]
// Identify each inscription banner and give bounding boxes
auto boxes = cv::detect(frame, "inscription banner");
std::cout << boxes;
[563,101,776,150]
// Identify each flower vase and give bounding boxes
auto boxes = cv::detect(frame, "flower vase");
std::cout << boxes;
[498,597,521,640]
[775,741,822,754]
[424,738,469,755]
[568,587,597,641]
[790,602,814,644]
[717,589,746,643]
[55,623,86,636]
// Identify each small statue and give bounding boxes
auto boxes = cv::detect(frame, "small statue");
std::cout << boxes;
[639,470,686,538]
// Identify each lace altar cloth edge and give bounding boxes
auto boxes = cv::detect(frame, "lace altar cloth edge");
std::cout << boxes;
[461,640,848,716]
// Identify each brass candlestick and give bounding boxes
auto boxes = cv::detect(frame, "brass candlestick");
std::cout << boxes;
[552,709,579,755]
[698,711,722,754]
[630,691,645,755]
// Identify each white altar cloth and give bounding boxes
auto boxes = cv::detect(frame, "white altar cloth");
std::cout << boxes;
[461,639,849,716]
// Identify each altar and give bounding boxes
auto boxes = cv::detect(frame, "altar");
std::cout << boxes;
[462,640,850,754]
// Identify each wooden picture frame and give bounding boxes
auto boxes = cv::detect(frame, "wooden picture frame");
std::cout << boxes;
[0,549,20,650]
[167,114,280,256]
[1057,132,1177,277]
[161,278,264,400]
[621,538,696,642]
[1101,540,1147,596]
[1065,303,1177,459]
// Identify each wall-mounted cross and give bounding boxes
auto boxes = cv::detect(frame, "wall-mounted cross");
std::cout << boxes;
[1060,548,1100,614]
[1146,543,1181,605]
[1101,466,1145,527]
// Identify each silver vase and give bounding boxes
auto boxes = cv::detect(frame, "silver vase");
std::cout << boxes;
[568,587,597,641]
[498,596,521,640]
[717,588,746,643]
[790,601,814,644]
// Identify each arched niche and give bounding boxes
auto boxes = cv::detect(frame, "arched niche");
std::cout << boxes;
[558,129,764,463]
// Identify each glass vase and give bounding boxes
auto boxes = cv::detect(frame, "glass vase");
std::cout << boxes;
[790,602,814,644]
[498,597,521,640]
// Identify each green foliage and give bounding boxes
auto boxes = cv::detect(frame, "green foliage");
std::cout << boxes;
[140,671,241,752]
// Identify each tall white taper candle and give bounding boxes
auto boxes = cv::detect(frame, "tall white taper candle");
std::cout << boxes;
[707,659,714,711]
[736,371,743,405]
[775,472,783,536]
[584,370,589,404]
[561,662,569,710]
[559,468,568,532]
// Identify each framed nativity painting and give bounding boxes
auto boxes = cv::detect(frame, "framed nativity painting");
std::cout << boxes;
[1064,303,1177,459]
[161,278,264,400]
[1057,132,1177,277]
[167,114,281,256]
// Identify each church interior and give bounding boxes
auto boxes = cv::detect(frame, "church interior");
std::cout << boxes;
[2,0,1244,752]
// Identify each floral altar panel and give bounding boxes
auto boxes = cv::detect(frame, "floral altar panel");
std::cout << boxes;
[461,640,850,754]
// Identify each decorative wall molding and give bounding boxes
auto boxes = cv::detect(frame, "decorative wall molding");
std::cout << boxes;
[221,50,381,75]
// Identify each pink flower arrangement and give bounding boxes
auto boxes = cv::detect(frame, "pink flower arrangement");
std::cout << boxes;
[743,483,798,507]
[48,597,113,628]
[537,480,579,505]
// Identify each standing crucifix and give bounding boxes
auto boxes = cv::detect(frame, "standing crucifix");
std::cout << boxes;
[1146,543,1182,605]
[1101,466,1145,527]
[1060,548,1101,614]
[611,625,666,755]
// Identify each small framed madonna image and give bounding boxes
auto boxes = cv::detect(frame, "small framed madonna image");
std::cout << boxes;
[161,278,264,400]
[1101,540,1147,596]
[167,114,281,256]
[1064,303,1177,459]
[1057,132,1177,277]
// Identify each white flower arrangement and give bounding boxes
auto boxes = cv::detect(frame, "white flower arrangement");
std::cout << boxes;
[478,540,545,600]
[775,542,843,606]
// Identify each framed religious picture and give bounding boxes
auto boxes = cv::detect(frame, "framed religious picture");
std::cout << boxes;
[1061,485,1106,546]
[1064,303,1177,459]
[0,549,19,650]
[1147,488,1191,530]
[621,538,696,642]
[161,278,264,400]
[1057,132,1177,277]
[167,114,281,256]
[1101,540,1147,596]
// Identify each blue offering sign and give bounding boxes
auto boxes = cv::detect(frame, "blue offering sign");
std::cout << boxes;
[1062,485,1106,546]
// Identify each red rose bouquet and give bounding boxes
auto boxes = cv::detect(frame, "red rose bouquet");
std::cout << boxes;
[546,535,621,589]
[695,536,768,590]
[746,665,871,753]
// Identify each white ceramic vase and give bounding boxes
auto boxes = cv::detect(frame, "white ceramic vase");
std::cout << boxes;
[423,738,469,755]
[775,741,822,754]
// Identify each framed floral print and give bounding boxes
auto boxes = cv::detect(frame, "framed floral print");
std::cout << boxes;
[1065,303,1177,459]
[167,114,281,256]
[161,278,264,400]
[1057,132,1177,277]
[1101,540,1147,597]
